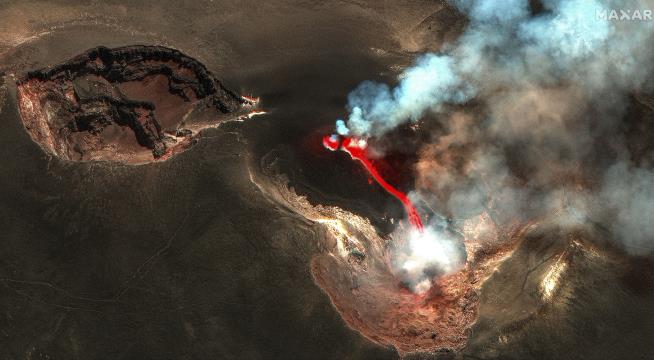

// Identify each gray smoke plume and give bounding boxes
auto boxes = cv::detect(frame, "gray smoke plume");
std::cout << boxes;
[335,0,654,291]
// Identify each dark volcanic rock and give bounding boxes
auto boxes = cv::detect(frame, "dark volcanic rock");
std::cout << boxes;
[16,45,257,164]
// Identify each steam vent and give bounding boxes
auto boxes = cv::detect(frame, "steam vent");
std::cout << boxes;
[16,45,257,164]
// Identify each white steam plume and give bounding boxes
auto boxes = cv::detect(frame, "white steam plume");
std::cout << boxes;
[336,0,654,287]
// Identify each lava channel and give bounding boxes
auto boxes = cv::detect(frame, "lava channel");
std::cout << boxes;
[323,134,424,231]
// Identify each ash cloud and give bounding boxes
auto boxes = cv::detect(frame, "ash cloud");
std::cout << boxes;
[600,162,654,254]
[336,0,654,286]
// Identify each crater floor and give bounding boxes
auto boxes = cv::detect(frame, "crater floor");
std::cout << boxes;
[16,45,256,164]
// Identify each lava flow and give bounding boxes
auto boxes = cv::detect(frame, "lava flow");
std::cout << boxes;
[323,134,424,231]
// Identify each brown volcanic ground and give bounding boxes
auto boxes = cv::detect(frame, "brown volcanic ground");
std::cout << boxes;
[1,1,654,360]
[310,217,526,354]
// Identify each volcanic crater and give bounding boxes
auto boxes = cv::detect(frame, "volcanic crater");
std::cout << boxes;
[16,45,258,164]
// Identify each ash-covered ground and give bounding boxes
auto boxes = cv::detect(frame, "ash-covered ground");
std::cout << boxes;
[1,1,653,359]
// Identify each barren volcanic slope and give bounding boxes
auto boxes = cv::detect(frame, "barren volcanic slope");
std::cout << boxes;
[16,45,257,164]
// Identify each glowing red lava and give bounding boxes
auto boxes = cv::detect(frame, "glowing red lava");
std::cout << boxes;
[323,134,424,231]
[315,134,527,353]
